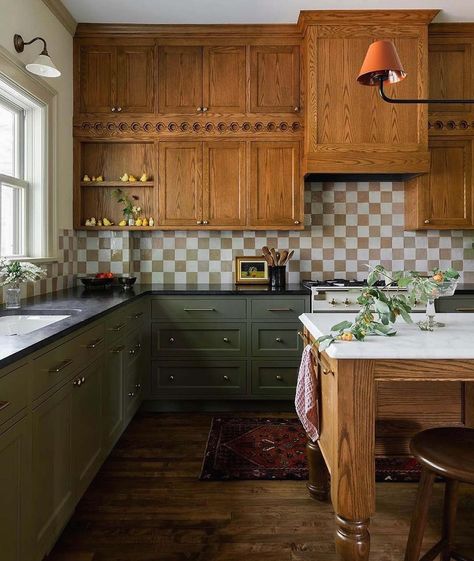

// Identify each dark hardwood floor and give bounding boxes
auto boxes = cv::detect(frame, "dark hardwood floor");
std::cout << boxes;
[49,412,474,561]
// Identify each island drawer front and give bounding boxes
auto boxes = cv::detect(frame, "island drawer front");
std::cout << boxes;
[151,360,246,396]
[251,360,298,397]
[152,298,246,321]
[437,295,474,313]
[250,298,306,321]
[152,323,246,356]
[105,303,145,343]
[32,323,105,400]
[251,323,302,356]
[0,363,29,428]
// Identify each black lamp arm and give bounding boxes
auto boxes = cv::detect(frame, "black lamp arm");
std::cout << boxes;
[14,34,49,56]
[378,77,474,105]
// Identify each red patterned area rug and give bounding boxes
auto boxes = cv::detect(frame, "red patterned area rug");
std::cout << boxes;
[200,417,422,482]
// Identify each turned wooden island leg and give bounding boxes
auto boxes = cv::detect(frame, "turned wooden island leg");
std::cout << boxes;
[306,438,330,501]
[332,359,376,561]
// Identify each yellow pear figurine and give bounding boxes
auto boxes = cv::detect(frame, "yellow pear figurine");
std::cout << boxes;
[120,173,129,182]
[118,219,127,227]
[96,175,104,182]
[140,172,148,182]
[103,217,113,226]
[82,174,91,182]
[135,218,143,227]
[128,174,137,182]
[142,217,148,227]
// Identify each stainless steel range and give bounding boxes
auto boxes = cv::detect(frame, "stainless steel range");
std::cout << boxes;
[301,278,426,313]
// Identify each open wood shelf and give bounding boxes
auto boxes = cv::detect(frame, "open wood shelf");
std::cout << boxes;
[80,181,154,187]
[77,225,158,231]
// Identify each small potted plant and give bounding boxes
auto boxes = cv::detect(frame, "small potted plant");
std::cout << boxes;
[0,259,47,309]
[112,188,140,226]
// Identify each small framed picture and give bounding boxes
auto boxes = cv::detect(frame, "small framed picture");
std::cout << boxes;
[235,256,269,285]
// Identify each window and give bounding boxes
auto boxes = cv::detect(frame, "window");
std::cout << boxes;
[0,96,27,256]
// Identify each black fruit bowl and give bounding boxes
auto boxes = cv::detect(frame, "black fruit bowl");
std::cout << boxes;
[80,276,114,289]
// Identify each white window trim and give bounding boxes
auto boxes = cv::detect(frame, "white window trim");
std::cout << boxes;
[0,45,58,260]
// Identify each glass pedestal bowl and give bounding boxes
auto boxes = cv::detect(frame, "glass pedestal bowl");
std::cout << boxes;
[418,279,459,331]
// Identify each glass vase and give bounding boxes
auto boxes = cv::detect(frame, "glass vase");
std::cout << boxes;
[5,284,21,309]
[417,279,458,331]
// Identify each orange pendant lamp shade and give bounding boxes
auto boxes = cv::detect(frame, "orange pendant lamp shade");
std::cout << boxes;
[357,40,407,86]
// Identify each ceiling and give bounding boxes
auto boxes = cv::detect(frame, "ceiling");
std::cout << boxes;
[61,0,473,24]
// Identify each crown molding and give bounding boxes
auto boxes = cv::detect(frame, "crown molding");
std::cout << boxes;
[42,0,77,36]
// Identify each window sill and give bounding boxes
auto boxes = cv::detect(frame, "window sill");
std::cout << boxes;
[3,256,58,265]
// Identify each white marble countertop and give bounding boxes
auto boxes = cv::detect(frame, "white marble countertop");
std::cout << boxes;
[299,313,474,360]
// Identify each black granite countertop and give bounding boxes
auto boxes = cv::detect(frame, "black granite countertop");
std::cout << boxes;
[0,283,308,369]
[454,284,474,294]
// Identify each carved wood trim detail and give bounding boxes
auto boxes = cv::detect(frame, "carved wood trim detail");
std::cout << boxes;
[75,120,303,137]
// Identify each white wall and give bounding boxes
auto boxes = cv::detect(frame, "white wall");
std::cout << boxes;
[0,0,73,230]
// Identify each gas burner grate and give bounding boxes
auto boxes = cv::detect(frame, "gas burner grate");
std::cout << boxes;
[301,278,386,289]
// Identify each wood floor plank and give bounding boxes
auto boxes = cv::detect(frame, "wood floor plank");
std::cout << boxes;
[49,412,474,561]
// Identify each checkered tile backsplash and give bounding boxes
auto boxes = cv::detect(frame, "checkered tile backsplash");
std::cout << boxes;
[2,181,473,305]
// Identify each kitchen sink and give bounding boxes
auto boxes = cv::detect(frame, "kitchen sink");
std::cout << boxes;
[0,314,71,336]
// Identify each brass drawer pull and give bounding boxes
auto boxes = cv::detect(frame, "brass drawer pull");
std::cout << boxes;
[110,323,126,332]
[267,308,292,312]
[456,308,474,312]
[183,308,215,312]
[276,375,284,381]
[223,337,230,343]
[49,359,73,373]
[169,337,175,344]
[169,375,175,382]
[110,345,125,354]
[275,337,283,343]
[223,375,230,382]
[87,337,104,349]
[130,312,143,319]
[0,400,11,412]
[322,368,334,376]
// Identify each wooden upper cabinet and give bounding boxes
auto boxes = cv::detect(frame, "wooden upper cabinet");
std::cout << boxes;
[249,141,303,228]
[250,45,300,113]
[203,141,246,227]
[158,46,203,114]
[405,138,474,229]
[116,46,155,113]
[428,27,474,114]
[158,141,203,226]
[78,43,155,114]
[79,45,116,114]
[203,46,246,113]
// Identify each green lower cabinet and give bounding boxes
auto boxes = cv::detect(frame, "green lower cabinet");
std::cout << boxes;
[0,415,32,561]
[72,358,103,498]
[152,323,246,357]
[102,342,125,452]
[251,360,299,398]
[124,361,143,425]
[151,360,246,397]
[251,323,302,356]
[32,381,74,561]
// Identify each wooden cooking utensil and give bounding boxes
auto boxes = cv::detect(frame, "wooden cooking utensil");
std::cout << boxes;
[270,248,278,266]
[262,246,273,265]
[284,250,294,264]
[279,250,288,265]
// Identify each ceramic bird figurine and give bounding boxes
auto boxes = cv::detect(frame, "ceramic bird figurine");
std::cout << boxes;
[140,172,148,182]
[118,219,127,227]
[120,173,129,182]
[142,217,148,227]
[82,174,91,182]
[96,175,104,182]
[149,217,154,227]
[103,217,113,226]
[128,174,137,182]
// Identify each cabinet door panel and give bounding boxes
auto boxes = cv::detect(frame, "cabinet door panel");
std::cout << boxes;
[32,383,73,559]
[158,142,202,226]
[158,46,202,113]
[117,46,155,113]
[424,139,473,228]
[103,343,125,452]
[250,45,300,113]
[203,46,246,113]
[249,141,302,227]
[72,359,103,497]
[79,46,116,113]
[203,141,246,227]
[0,417,31,561]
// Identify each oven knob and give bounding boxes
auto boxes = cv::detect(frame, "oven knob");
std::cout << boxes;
[344,298,351,306]
[330,298,337,306]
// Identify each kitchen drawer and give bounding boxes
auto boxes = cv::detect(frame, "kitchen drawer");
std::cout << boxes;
[250,297,307,321]
[151,360,246,396]
[152,297,246,321]
[105,302,146,343]
[251,360,299,397]
[251,323,302,356]
[437,295,474,313]
[152,323,246,356]
[0,363,29,428]
[32,322,105,400]
[125,363,142,424]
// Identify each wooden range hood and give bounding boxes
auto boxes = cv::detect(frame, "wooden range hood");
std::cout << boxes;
[299,10,439,180]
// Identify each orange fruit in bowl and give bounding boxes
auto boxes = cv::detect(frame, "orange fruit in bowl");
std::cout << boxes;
[433,272,444,283]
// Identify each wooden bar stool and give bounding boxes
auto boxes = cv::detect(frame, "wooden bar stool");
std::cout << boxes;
[405,427,474,561]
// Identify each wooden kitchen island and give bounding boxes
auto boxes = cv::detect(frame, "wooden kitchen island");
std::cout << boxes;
[299,313,474,561]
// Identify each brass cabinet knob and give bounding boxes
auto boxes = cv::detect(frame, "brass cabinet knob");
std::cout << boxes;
[73,378,82,387]
[196,220,202,225]
[111,107,116,112]
[81,376,86,384]
[169,375,174,382]
[169,337,175,344]
[197,107,202,112]
[275,337,282,343]
[223,337,230,343]
[223,375,230,381]
[276,375,283,381]
[203,220,209,225]
[135,383,141,390]
[294,220,300,225]
[128,391,135,398]
[116,106,122,112]
[424,219,430,224]
[294,106,300,112]
[202,107,208,112]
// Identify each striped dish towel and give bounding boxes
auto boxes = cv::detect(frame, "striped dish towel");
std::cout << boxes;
[295,344,320,442]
